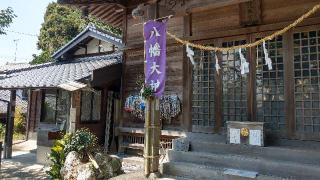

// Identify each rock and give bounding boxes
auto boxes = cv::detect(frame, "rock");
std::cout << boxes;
[61,151,82,180]
[94,152,123,179]
[61,151,96,180]
[172,138,189,152]
[110,157,122,174]
[77,163,95,180]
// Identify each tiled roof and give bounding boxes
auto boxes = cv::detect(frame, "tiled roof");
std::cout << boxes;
[52,24,123,60]
[0,90,28,114]
[0,63,31,73]
[0,53,122,89]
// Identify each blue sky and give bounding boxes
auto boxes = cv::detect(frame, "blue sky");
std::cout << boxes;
[0,0,55,65]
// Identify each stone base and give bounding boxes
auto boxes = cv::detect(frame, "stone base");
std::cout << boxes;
[36,145,51,165]
[172,138,189,152]
[147,172,161,179]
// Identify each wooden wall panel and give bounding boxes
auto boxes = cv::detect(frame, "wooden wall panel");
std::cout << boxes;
[192,4,240,37]
[126,16,144,47]
[262,0,320,25]
[74,89,107,145]
[122,45,184,128]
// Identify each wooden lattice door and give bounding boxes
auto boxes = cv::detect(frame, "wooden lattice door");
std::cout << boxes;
[221,39,249,124]
[191,50,216,133]
[293,28,320,139]
[255,35,286,133]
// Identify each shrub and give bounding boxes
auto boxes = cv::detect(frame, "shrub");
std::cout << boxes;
[14,107,26,134]
[47,132,72,180]
[0,123,5,140]
[47,128,98,179]
[64,128,98,161]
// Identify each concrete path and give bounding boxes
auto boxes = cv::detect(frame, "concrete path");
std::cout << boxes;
[1,140,49,180]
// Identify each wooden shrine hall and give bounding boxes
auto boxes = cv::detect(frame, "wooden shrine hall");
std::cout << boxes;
[28,0,320,179]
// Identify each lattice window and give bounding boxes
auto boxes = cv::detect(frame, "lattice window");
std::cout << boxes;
[294,30,320,133]
[256,36,285,131]
[192,50,215,127]
[222,40,248,122]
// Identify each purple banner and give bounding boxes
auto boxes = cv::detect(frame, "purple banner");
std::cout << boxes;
[144,20,167,98]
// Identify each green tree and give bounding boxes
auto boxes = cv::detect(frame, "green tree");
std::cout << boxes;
[0,7,16,35]
[31,2,120,64]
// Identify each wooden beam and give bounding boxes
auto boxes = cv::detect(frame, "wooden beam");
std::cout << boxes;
[186,0,251,13]
[92,4,115,18]
[4,90,16,159]
[58,0,127,7]
[113,17,124,27]
[90,4,107,15]
[107,13,124,25]
[99,5,116,20]
[239,0,262,26]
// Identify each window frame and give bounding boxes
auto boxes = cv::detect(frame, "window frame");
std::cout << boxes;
[40,89,71,128]
[40,89,58,124]
[80,90,102,123]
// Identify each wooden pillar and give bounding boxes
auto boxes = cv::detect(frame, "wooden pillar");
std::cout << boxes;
[4,90,16,159]
[283,30,295,138]
[182,13,192,132]
[144,1,161,177]
[68,91,77,133]
[248,35,256,122]
[214,39,223,132]
[144,98,160,176]
[25,89,32,140]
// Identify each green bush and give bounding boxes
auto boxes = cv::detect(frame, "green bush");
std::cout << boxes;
[47,128,98,179]
[47,133,72,180]
[64,128,98,161]
[14,107,26,135]
[0,123,5,140]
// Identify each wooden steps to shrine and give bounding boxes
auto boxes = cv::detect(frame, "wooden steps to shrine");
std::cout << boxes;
[161,134,320,180]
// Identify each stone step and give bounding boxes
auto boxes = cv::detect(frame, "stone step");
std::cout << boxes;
[167,150,320,179]
[189,140,320,166]
[161,161,283,180]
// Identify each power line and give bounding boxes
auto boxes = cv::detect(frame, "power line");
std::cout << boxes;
[4,30,38,37]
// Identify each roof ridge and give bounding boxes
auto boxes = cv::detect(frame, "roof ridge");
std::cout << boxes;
[51,25,123,60]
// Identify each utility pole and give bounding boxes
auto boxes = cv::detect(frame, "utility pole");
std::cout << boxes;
[13,39,19,62]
